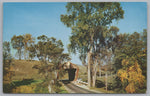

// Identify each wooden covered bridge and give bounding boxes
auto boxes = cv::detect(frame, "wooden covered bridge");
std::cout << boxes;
[57,62,79,81]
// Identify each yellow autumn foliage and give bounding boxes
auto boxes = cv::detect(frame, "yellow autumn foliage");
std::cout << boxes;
[117,58,145,93]
[121,59,129,66]
[117,69,128,82]
[125,82,135,93]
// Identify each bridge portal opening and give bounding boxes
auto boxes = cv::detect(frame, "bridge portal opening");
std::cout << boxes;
[67,69,76,81]
[57,62,79,81]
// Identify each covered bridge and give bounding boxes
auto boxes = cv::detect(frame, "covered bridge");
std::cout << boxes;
[57,62,79,81]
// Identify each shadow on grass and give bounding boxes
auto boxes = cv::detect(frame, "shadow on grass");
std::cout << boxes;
[12,79,38,87]
[3,79,40,93]
[61,79,71,84]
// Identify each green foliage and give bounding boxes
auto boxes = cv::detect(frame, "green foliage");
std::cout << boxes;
[3,41,11,60]
[61,2,124,63]
[36,35,70,64]
[3,41,14,83]
[10,34,35,60]
[11,35,24,60]
[23,34,35,60]
[35,35,70,71]
[61,2,124,27]
[28,44,36,60]
[107,76,122,90]
[3,83,15,93]
[95,80,105,88]
[97,75,119,89]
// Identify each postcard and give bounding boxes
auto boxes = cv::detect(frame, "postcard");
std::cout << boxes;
[3,2,147,94]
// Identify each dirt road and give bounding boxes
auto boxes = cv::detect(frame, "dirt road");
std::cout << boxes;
[62,80,98,93]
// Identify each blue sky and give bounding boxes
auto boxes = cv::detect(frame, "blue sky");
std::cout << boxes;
[3,2,147,65]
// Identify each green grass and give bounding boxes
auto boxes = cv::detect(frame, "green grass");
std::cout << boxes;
[58,85,68,93]
[90,87,115,93]
[3,79,44,93]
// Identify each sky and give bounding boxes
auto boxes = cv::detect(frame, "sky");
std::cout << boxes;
[3,2,147,65]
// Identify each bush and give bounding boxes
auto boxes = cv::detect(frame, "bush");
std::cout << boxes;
[95,80,105,88]
[107,82,113,90]
[3,83,15,93]
[107,76,122,90]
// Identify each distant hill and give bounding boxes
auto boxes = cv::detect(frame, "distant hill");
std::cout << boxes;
[77,65,87,82]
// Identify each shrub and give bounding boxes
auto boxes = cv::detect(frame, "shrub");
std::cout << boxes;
[3,83,15,93]
[95,80,105,88]
[107,76,123,90]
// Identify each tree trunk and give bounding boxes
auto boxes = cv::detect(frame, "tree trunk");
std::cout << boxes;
[27,51,29,60]
[88,31,94,88]
[24,49,27,60]
[18,49,21,60]
[87,50,92,87]
[24,43,27,60]
[110,64,113,77]
[99,64,101,77]
[44,54,47,63]
[48,83,52,93]
[56,71,59,80]
[105,70,108,91]
[92,58,97,87]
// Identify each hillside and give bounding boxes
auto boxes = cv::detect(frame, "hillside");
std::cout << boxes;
[77,65,87,81]
[12,60,44,81]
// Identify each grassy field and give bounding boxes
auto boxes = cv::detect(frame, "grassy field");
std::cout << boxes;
[3,60,68,93]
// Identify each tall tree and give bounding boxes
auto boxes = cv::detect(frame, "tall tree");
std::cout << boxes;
[34,35,70,93]
[28,44,36,60]
[36,35,49,62]
[3,41,13,83]
[139,29,147,77]
[11,35,24,60]
[61,2,124,87]
[92,26,119,88]
[23,34,35,60]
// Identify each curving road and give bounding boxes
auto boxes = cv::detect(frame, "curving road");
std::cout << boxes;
[62,80,98,93]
